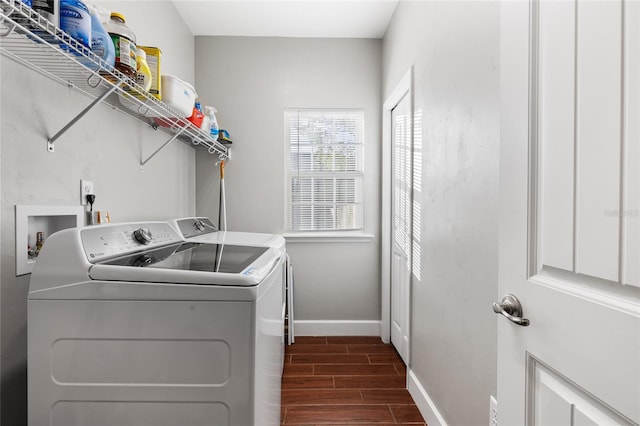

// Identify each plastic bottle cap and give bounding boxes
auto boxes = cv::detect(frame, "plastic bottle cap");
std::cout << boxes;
[110,12,126,22]
[136,48,147,59]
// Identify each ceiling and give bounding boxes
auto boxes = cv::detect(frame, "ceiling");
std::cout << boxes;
[171,1,399,39]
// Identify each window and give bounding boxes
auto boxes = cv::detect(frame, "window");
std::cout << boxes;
[285,109,364,232]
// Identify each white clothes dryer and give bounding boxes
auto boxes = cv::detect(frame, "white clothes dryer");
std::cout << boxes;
[168,217,294,344]
[28,221,285,426]
[169,217,284,250]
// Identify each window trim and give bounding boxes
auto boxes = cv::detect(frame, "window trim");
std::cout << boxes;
[283,231,375,243]
[284,108,366,235]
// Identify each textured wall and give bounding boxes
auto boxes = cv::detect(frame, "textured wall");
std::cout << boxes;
[382,1,501,424]
[194,36,382,325]
[0,2,196,424]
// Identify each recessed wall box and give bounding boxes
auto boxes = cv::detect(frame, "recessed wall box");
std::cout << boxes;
[15,205,84,276]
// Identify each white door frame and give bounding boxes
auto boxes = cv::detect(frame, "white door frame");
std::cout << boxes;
[381,67,413,348]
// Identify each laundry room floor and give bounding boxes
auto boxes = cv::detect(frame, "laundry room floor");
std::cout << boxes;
[281,336,426,425]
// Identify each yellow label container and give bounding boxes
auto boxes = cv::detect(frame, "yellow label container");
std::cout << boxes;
[139,46,162,100]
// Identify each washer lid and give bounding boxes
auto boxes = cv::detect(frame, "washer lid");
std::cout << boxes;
[88,242,279,286]
[173,217,218,239]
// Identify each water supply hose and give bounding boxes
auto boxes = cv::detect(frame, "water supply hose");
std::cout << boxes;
[218,160,227,231]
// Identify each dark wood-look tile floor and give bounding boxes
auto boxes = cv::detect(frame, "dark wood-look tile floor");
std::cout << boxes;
[281,336,427,425]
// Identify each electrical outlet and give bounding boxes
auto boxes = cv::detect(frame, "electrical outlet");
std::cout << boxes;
[80,179,95,205]
[490,395,498,426]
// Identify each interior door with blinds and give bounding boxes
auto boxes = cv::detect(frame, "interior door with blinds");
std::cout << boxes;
[391,92,412,365]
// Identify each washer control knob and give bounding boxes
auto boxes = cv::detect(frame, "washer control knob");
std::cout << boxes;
[133,254,153,267]
[194,219,206,232]
[133,227,152,245]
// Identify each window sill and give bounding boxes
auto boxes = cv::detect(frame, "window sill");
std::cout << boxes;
[283,232,376,243]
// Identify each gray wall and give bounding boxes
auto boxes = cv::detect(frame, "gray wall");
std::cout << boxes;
[0,2,195,424]
[194,37,382,324]
[383,1,500,425]
[0,69,2,421]
[0,1,503,423]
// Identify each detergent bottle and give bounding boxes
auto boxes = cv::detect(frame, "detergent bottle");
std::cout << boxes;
[88,5,115,72]
[59,0,91,49]
[105,12,137,80]
[134,47,152,91]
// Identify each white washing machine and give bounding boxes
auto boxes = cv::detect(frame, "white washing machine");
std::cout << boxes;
[28,221,285,426]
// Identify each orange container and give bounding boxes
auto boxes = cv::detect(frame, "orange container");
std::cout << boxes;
[187,107,204,128]
[153,106,203,129]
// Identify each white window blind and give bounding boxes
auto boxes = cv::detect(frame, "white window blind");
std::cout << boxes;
[286,109,365,232]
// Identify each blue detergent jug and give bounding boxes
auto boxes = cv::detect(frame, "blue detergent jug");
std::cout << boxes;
[88,6,115,72]
[59,0,91,48]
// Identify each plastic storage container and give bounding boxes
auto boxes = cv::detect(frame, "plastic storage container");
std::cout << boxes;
[200,109,211,134]
[32,0,57,26]
[85,5,115,71]
[29,0,58,44]
[203,106,219,141]
[59,0,91,48]
[187,102,204,128]
[105,12,136,80]
[139,46,161,99]
[135,48,152,91]
[117,48,153,115]
[160,74,197,117]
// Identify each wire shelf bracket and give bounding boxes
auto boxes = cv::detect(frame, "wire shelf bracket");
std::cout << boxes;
[47,83,118,152]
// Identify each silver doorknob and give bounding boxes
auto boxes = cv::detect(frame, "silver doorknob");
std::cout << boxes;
[493,294,530,326]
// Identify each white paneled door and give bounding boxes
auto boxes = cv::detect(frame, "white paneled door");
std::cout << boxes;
[499,1,639,424]
[391,86,412,365]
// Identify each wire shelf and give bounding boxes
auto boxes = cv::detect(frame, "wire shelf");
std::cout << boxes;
[0,0,229,164]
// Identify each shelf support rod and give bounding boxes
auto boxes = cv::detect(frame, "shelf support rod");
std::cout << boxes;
[47,84,118,152]
[0,21,16,37]
[140,126,188,169]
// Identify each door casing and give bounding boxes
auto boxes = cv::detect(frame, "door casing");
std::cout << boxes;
[381,67,413,361]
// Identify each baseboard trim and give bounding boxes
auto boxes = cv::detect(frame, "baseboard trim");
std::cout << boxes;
[408,369,449,426]
[293,320,381,337]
